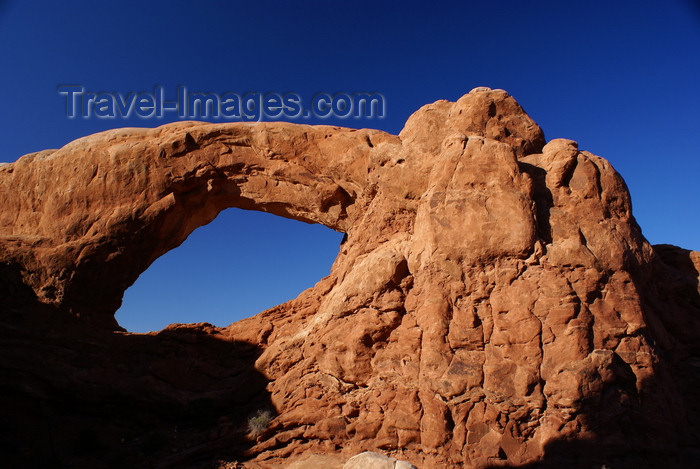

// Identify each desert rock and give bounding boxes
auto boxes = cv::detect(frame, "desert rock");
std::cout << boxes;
[1,88,698,468]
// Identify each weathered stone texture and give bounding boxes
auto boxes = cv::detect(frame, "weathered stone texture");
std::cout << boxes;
[1,88,698,468]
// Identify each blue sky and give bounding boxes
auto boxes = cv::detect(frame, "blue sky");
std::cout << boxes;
[1,1,698,332]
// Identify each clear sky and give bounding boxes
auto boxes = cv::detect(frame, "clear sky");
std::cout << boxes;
[1,0,698,332]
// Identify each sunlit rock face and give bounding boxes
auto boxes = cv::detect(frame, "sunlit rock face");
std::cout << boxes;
[1,88,698,468]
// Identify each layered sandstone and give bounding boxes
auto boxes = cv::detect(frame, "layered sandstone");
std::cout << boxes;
[1,88,698,468]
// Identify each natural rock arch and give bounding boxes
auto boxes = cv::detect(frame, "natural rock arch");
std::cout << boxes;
[0,88,547,330]
[1,120,377,327]
[1,88,698,467]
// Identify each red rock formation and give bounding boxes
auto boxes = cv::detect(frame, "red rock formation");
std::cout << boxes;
[1,88,698,468]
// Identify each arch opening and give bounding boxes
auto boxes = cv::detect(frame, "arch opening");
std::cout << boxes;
[116,207,344,333]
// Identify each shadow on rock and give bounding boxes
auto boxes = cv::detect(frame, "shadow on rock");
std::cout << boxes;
[0,289,271,468]
[486,245,700,469]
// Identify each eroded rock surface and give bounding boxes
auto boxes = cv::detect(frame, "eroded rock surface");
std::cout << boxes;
[1,88,699,468]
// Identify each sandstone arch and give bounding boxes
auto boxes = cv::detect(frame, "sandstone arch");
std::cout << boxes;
[1,88,698,467]
[0,120,382,327]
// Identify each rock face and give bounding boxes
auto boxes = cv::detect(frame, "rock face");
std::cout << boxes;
[1,88,699,468]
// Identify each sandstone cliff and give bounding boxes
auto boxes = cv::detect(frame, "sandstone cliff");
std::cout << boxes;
[1,88,698,468]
